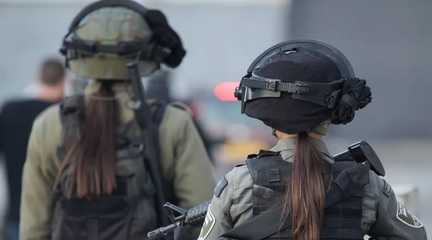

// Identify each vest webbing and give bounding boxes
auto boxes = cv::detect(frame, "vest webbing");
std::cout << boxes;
[52,95,169,240]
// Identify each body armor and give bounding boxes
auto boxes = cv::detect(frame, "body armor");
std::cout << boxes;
[245,151,369,239]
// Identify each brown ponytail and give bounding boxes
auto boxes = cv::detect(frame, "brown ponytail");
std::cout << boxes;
[61,82,119,198]
[282,132,330,240]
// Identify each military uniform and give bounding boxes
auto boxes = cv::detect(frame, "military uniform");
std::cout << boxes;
[20,82,215,240]
[199,138,427,240]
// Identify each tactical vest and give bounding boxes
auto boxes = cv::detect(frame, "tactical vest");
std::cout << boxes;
[245,151,369,240]
[51,95,167,240]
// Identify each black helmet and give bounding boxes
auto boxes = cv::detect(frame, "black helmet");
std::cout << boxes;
[235,40,371,134]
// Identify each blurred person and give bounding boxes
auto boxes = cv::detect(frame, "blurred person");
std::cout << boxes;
[0,57,65,240]
[19,1,215,240]
[198,41,427,239]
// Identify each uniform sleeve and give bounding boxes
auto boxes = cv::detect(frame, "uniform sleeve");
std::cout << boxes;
[20,109,59,240]
[171,110,215,208]
[198,166,254,240]
[366,172,428,239]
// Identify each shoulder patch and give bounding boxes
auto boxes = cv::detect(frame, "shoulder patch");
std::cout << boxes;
[198,207,216,240]
[214,177,228,198]
[396,201,424,228]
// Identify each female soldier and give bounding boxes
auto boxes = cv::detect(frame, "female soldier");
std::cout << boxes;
[20,1,215,240]
[198,40,427,240]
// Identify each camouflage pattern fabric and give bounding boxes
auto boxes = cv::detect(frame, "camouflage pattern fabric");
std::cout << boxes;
[69,7,156,80]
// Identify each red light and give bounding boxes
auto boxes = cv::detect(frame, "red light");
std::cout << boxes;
[213,81,239,102]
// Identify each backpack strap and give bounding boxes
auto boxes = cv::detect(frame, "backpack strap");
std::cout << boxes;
[150,100,168,126]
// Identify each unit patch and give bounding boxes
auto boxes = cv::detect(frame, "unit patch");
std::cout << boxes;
[198,208,216,240]
[396,201,424,228]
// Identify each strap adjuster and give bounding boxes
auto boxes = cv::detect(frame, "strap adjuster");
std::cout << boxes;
[293,81,310,94]
[265,79,279,91]
[326,90,341,108]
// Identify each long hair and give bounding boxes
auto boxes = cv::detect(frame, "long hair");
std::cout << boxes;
[60,82,119,198]
[282,132,330,240]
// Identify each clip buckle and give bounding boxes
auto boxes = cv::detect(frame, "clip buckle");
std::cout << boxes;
[326,90,341,108]
[265,79,279,91]
[293,82,310,94]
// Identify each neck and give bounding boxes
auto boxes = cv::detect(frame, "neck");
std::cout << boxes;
[275,130,323,140]
[38,85,64,102]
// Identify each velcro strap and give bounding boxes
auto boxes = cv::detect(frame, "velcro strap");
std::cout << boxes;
[64,39,153,57]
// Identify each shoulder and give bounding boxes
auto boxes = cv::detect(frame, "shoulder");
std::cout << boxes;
[168,102,192,114]
[33,104,61,128]
[226,164,251,183]
[212,164,252,199]
[164,103,192,119]
[220,164,253,195]
[160,103,194,130]
[30,104,62,146]
[26,104,62,171]
[211,164,253,209]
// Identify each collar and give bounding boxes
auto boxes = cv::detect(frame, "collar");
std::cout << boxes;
[270,138,296,162]
[269,137,334,164]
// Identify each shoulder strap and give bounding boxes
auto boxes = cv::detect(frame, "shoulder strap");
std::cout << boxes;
[149,100,167,126]
[147,101,178,204]
[57,95,85,160]
[246,153,290,192]
[60,95,85,136]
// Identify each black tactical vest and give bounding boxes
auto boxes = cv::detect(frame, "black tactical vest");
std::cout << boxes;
[51,95,167,240]
[245,151,369,240]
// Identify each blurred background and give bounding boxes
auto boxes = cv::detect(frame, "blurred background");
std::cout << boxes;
[0,0,431,238]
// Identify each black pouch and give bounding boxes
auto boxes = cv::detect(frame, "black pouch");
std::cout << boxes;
[52,196,132,240]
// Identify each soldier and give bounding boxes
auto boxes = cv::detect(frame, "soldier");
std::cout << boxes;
[19,1,215,240]
[198,40,428,240]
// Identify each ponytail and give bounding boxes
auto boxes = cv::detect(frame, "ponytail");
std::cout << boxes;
[60,82,119,198]
[282,132,330,240]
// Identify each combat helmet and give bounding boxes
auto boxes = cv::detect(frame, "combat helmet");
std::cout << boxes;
[235,40,372,134]
[60,0,186,80]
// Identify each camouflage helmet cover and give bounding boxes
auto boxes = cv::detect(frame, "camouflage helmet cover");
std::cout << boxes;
[69,7,154,80]
[61,0,186,80]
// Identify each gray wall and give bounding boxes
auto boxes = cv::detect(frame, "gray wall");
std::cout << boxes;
[289,0,432,139]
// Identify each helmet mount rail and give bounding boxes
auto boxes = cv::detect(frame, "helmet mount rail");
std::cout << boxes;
[61,38,172,63]
[235,73,345,113]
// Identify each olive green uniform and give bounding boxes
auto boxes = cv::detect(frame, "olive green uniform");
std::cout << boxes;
[20,82,215,240]
[199,138,427,240]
